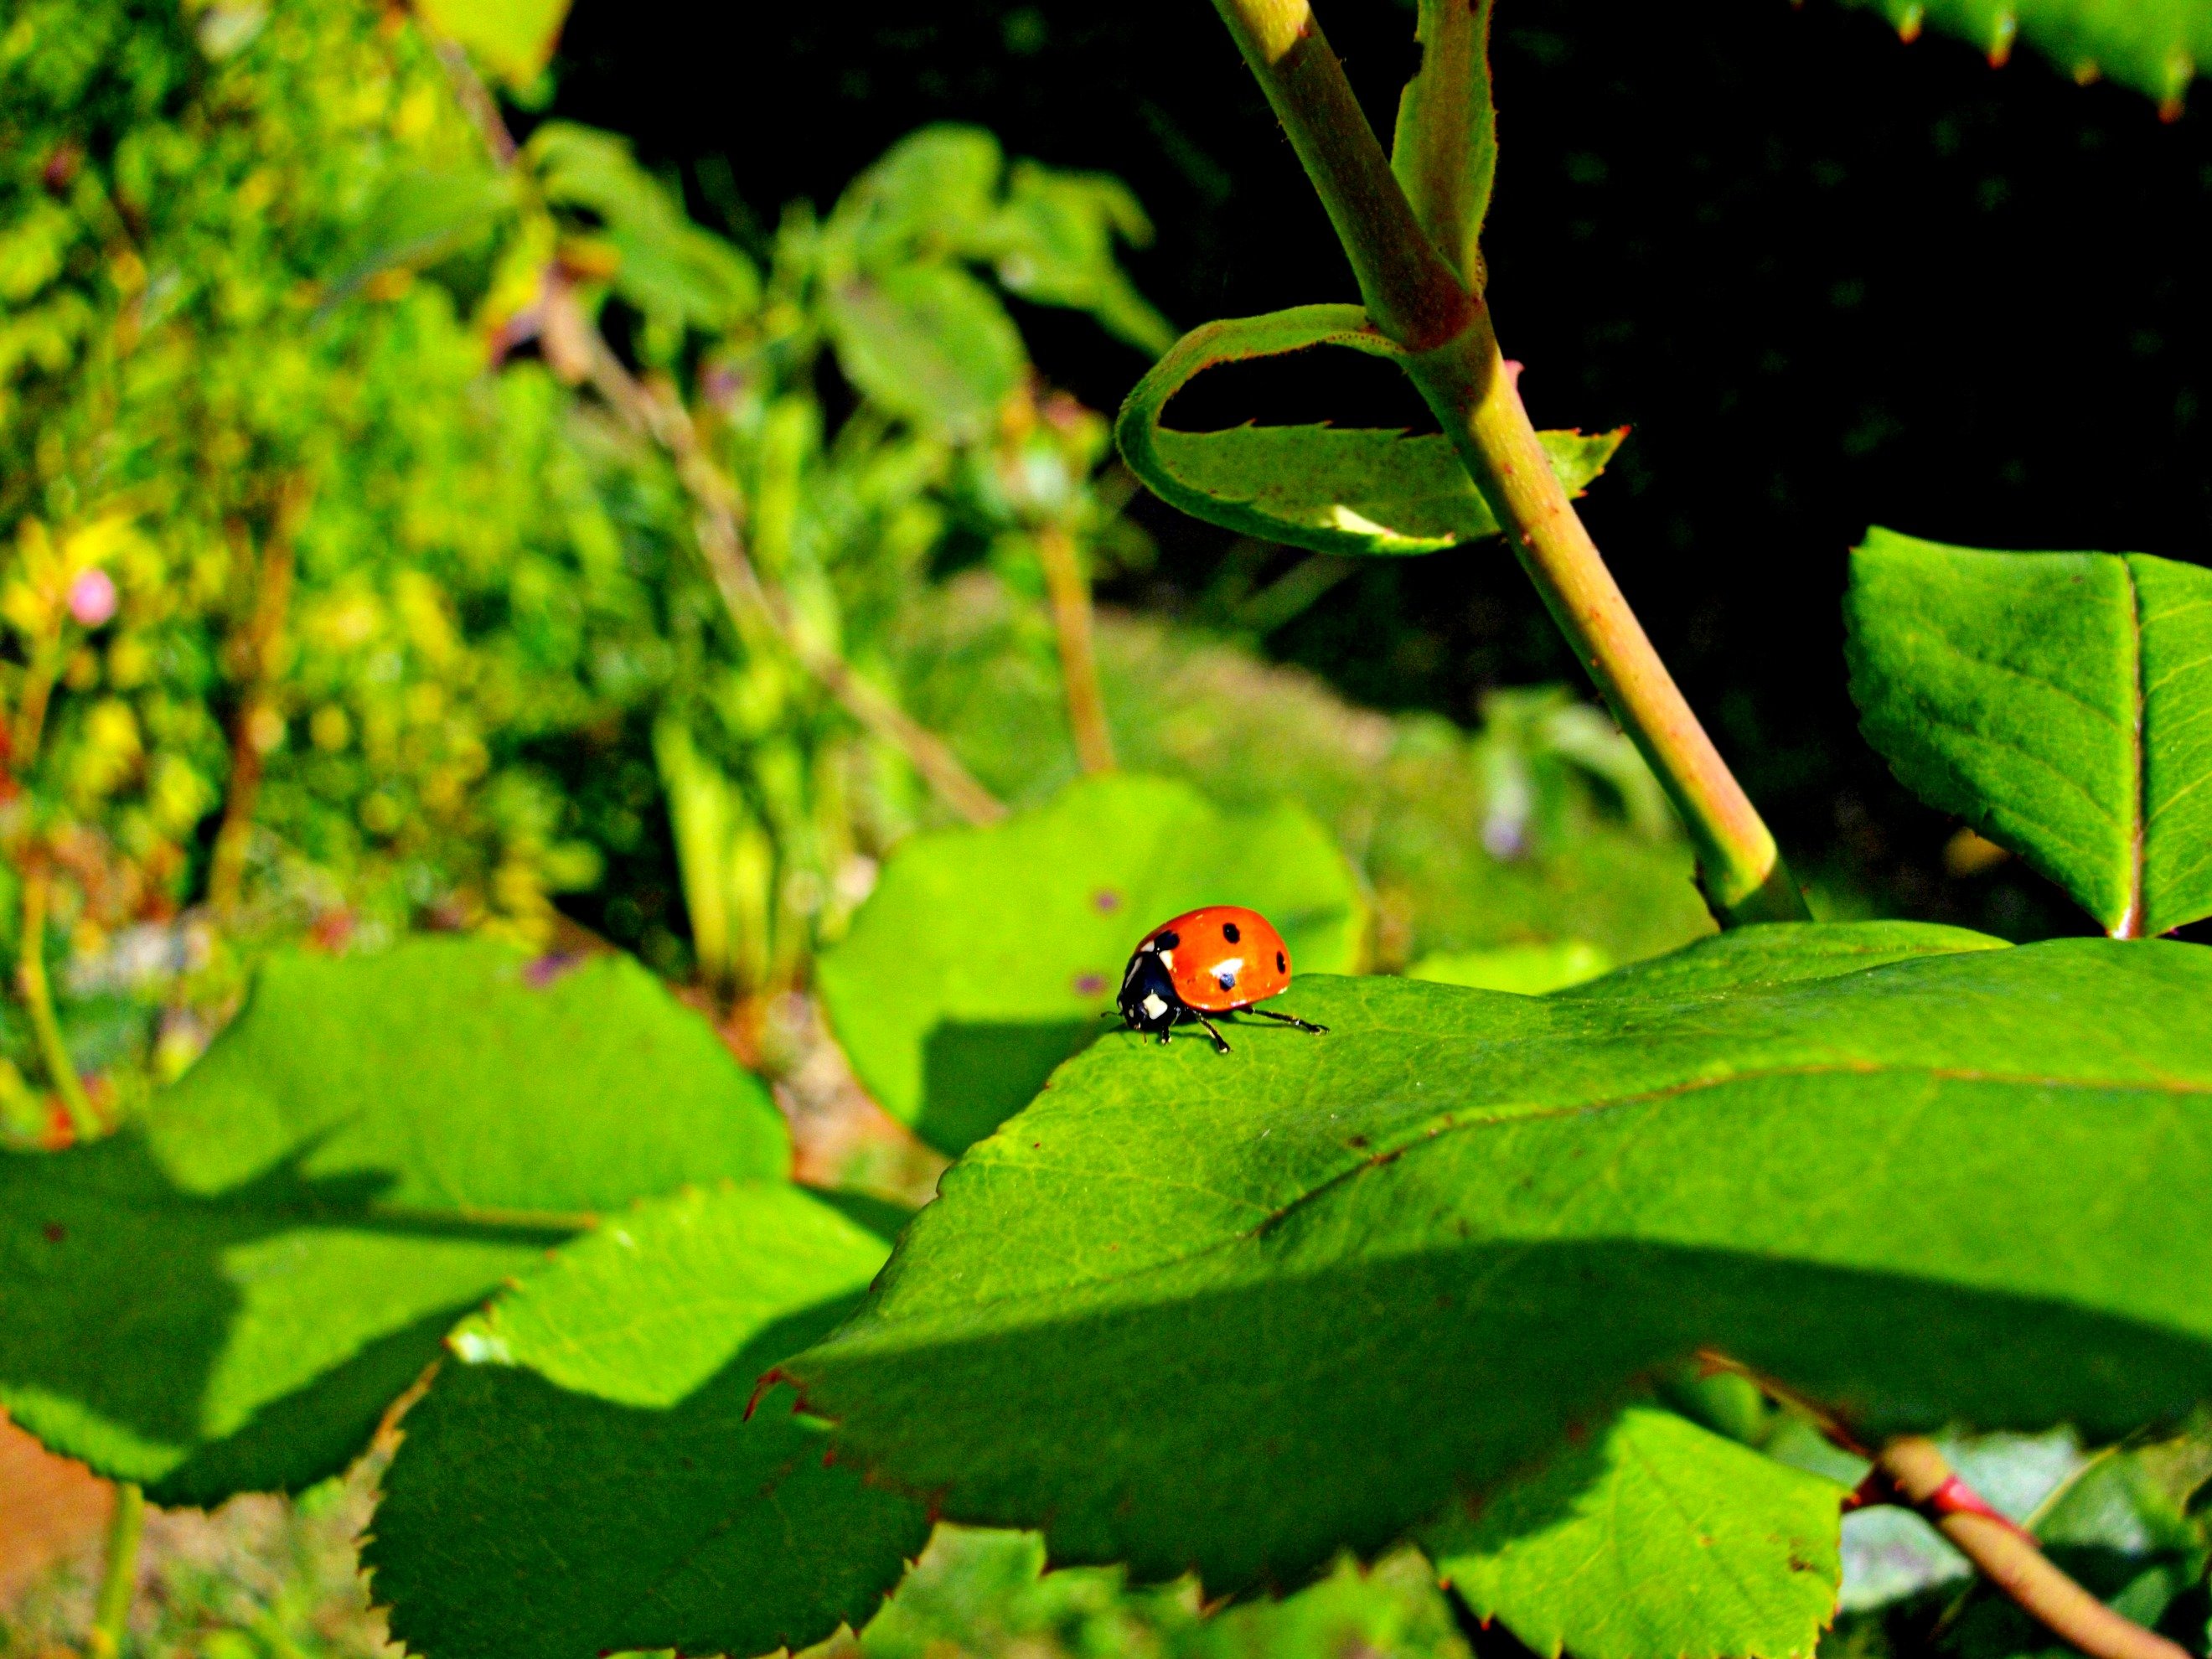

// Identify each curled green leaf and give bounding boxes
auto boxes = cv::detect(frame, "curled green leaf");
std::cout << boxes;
[1115,306,1623,557]
[1391,0,1498,285]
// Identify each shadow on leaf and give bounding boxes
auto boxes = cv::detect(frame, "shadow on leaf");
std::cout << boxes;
[369,1298,931,1659]
[0,1131,573,1491]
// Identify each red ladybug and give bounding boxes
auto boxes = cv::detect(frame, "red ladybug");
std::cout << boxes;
[1114,905,1327,1052]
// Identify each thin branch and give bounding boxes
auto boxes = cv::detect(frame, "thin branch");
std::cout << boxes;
[208,477,310,915]
[1204,0,1806,925]
[15,861,99,1140]
[1698,1354,2189,1659]
[1034,525,1116,773]
[1873,1437,2189,1659]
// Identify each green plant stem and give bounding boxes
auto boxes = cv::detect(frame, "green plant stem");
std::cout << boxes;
[1205,0,1806,923]
[1207,0,1472,353]
[1414,332,1802,920]
[209,479,308,916]
[16,863,99,1140]
[85,1480,144,1659]
[1034,525,1117,773]
[10,633,65,774]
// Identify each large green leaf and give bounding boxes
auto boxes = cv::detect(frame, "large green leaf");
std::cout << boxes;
[1116,307,1622,557]
[1827,0,2209,112]
[365,1182,928,1659]
[1845,529,2212,937]
[0,938,786,1501]
[1424,1406,1844,1659]
[786,932,2212,1597]
[815,773,1364,1155]
[1391,0,1497,286]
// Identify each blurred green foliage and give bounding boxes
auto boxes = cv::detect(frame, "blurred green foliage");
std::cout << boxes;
[1,0,1700,1146]
[850,1529,1470,1659]
[0,0,1178,1124]
[899,586,1710,970]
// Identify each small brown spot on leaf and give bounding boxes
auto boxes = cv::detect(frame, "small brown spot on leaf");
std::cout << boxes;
[42,1222,65,1243]
[1093,888,1122,913]
[1072,972,1106,996]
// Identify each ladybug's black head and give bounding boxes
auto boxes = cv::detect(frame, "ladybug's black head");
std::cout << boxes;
[1117,941,1183,1036]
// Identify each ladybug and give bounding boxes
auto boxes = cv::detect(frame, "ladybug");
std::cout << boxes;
[1114,905,1328,1053]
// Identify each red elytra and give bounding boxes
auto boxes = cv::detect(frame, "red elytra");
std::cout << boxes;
[1114,904,1326,1052]
[1141,904,1291,1010]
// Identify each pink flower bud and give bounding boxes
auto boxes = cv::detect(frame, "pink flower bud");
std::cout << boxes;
[68,568,117,628]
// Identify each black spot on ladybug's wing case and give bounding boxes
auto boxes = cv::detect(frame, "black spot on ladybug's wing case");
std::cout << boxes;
[1222,921,1241,943]
[1155,930,1180,951]
[1277,951,1286,973]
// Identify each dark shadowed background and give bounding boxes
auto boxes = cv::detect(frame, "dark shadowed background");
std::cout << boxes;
[546,0,2212,938]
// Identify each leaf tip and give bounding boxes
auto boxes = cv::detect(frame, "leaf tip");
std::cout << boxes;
[1986,9,2017,67]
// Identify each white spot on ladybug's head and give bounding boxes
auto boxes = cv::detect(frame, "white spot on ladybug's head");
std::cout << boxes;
[1141,992,1169,1019]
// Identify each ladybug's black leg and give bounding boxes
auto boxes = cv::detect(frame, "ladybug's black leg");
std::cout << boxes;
[1191,1012,1233,1054]
[1249,1006,1329,1034]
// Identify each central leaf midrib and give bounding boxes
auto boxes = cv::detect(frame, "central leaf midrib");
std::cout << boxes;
[2124,555,2149,935]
